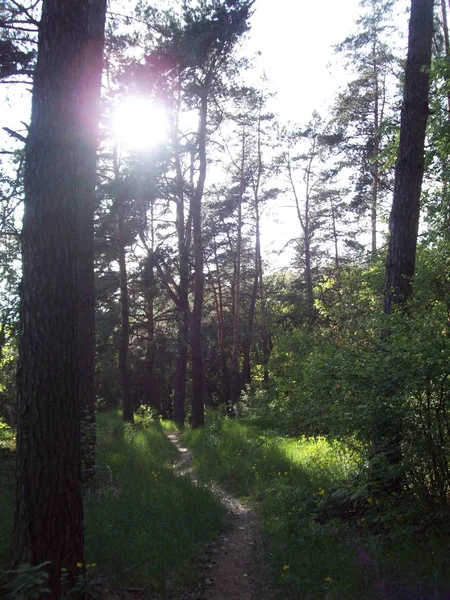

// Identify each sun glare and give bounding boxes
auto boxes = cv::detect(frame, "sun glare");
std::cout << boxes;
[113,97,168,150]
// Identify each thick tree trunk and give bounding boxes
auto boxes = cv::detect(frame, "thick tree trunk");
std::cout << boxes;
[12,0,98,594]
[191,92,208,428]
[377,0,434,489]
[78,0,107,485]
[384,0,434,312]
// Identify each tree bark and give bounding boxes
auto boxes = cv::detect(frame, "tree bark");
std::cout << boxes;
[12,0,99,593]
[115,151,133,423]
[377,0,434,490]
[78,0,107,485]
[143,250,160,413]
[229,132,245,416]
[173,116,190,427]
[384,0,434,312]
[191,92,208,428]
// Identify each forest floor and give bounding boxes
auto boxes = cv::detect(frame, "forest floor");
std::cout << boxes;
[164,431,274,600]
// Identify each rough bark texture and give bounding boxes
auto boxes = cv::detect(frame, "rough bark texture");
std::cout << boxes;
[383,0,434,312]
[78,0,107,485]
[12,0,93,593]
[191,93,208,428]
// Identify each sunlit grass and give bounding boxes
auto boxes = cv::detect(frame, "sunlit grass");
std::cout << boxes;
[84,411,227,593]
[0,411,227,595]
[182,413,450,599]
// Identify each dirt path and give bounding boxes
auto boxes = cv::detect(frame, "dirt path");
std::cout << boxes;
[166,432,274,600]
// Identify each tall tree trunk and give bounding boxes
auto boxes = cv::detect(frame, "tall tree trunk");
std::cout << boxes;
[11,0,102,593]
[243,109,263,387]
[78,0,107,485]
[211,231,230,401]
[440,0,450,115]
[143,250,159,412]
[371,48,380,259]
[172,99,190,427]
[257,213,271,385]
[384,0,434,312]
[191,92,208,428]
[115,151,133,423]
[377,0,434,488]
[303,153,315,327]
[173,301,189,427]
[229,133,245,416]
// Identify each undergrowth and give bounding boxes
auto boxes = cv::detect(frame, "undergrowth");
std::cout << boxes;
[84,411,227,593]
[182,412,450,599]
[0,411,227,596]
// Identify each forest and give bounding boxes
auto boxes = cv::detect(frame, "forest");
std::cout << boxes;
[0,0,449,598]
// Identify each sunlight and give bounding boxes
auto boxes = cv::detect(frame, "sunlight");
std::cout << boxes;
[113,97,168,150]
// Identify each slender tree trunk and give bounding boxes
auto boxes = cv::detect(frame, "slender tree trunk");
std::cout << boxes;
[115,150,133,423]
[191,92,208,428]
[210,229,230,401]
[288,145,315,327]
[259,263,271,385]
[143,250,159,412]
[243,110,263,387]
[78,0,107,486]
[12,0,99,593]
[173,281,189,428]
[229,133,245,416]
[303,187,314,326]
[371,50,380,259]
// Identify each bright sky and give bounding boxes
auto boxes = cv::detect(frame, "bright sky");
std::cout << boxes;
[1,0,411,267]
[245,0,361,122]
[241,0,410,266]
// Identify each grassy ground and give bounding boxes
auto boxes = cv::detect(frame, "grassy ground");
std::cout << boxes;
[182,412,450,599]
[0,420,15,569]
[0,411,227,596]
[84,411,227,593]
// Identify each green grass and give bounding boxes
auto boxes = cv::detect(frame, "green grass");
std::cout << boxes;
[0,411,227,595]
[182,412,450,599]
[84,411,227,593]
[0,419,15,568]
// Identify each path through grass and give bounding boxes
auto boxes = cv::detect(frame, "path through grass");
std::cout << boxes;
[182,413,450,599]
[0,412,227,596]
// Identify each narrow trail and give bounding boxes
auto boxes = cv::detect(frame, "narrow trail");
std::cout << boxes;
[166,432,274,600]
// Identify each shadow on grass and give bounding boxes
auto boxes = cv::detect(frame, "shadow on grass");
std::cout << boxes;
[0,412,227,595]
[84,411,227,593]
[182,414,450,600]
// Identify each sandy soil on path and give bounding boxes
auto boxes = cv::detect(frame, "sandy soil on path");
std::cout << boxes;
[166,432,274,600]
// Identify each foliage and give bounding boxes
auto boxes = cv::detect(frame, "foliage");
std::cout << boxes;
[2,562,50,600]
